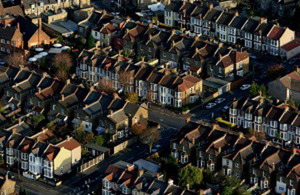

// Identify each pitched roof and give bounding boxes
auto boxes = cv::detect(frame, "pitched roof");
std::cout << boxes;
[0,26,17,40]
[278,71,300,92]
[43,144,60,162]
[229,16,247,29]
[56,137,81,150]
[216,12,234,25]
[268,26,285,40]
[281,40,300,51]
[242,19,259,33]
[203,9,222,21]
[30,129,55,142]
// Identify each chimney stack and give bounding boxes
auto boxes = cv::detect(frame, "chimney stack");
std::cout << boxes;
[209,1,214,10]
[138,169,144,177]
[38,17,42,30]
[186,116,191,123]
[168,179,174,186]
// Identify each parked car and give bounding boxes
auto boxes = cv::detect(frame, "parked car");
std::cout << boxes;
[288,58,297,65]
[215,98,226,104]
[222,106,229,112]
[152,144,161,153]
[206,103,217,109]
[240,84,251,90]
[0,59,6,65]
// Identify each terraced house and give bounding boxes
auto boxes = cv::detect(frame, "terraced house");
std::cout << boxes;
[164,1,296,57]
[229,96,300,146]
[171,122,300,194]
[22,0,90,16]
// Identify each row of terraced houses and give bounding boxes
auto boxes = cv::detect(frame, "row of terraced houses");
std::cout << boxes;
[164,1,297,58]
[229,96,300,146]
[171,121,300,195]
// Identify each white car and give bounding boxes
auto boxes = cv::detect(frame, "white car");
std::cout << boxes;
[215,98,226,104]
[240,84,251,90]
[206,103,217,109]
[222,106,229,112]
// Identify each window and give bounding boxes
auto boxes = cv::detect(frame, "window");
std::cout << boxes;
[264,180,268,188]
[199,151,202,157]
[104,180,110,188]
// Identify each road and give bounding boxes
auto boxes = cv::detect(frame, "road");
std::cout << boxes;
[190,88,250,122]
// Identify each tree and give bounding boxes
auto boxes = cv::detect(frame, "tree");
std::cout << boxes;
[87,34,96,49]
[125,91,138,103]
[118,71,131,92]
[267,64,284,79]
[288,99,299,110]
[255,131,266,142]
[249,82,259,96]
[73,125,86,144]
[39,58,47,70]
[140,127,160,152]
[97,78,116,95]
[53,53,72,80]
[33,115,45,126]
[178,165,203,189]
[131,123,147,135]
[6,51,25,67]
[161,156,180,181]
[220,176,250,195]
[249,82,267,97]
[57,70,68,80]
[94,134,108,146]
[85,132,94,144]
[0,102,5,113]
[56,35,63,44]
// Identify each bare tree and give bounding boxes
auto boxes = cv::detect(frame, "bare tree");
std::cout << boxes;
[53,53,72,79]
[57,70,68,80]
[97,77,116,95]
[6,51,25,67]
[118,70,132,92]
[140,126,160,153]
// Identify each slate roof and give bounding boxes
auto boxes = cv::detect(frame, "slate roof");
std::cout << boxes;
[165,1,183,12]
[203,9,222,22]
[229,16,247,29]
[254,23,273,36]
[216,12,234,26]
[242,19,259,33]
[0,26,17,40]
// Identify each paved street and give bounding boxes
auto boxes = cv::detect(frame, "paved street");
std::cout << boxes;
[190,88,250,122]
[148,105,188,129]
